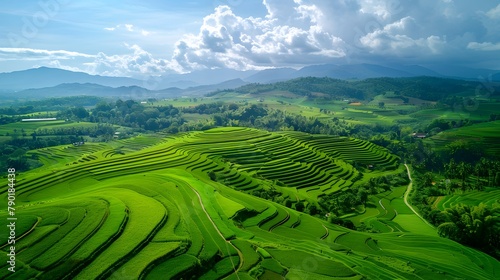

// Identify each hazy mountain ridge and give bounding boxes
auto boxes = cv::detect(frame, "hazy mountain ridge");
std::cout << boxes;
[0,78,250,100]
[0,64,498,94]
[0,67,143,90]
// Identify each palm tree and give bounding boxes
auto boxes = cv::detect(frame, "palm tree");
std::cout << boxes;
[457,162,473,190]
[474,163,482,190]
[445,159,457,179]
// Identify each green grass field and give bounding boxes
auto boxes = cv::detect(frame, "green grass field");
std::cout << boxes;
[428,120,500,155]
[0,127,498,279]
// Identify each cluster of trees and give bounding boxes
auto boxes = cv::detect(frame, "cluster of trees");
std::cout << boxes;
[183,102,239,114]
[224,77,365,99]
[0,135,86,172]
[34,124,115,138]
[445,158,500,190]
[426,118,478,135]
[1,96,104,115]
[0,115,19,125]
[205,104,357,136]
[57,100,185,133]
[436,203,500,259]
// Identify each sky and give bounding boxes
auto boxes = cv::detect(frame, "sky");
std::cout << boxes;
[0,0,499,77]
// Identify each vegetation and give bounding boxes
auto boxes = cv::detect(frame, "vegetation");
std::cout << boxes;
[0,76,499,278]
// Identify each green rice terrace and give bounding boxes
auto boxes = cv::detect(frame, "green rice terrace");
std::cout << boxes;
[1,127,499,279]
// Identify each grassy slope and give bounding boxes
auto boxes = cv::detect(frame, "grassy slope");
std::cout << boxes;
[0,127,498,279]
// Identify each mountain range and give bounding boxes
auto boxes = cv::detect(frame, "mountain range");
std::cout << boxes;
[0,64,498,99]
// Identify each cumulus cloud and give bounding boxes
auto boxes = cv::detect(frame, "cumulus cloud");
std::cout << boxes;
[467,42,500,51]
[4,1,498,76]
[83,44,174,77]
[1,46,174,78]
[104,24,150,36]
[170,1,346,71]
[168,0,500,71]
[486,4,500,19]
[359,17,446,55]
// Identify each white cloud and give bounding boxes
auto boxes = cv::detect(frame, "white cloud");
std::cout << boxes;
[170,1,346,72]
[0,48,94,61]
[467,42,500,51]
[104,24,151,36]
[83,44,175,77]
[4,1,498,76]
[124,24,134,32]
[358,0,403,20]
[486,4,500,19]
[358,17,446,55]
[168,0,498,71]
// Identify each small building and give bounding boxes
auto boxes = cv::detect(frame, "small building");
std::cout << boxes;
[412,133,427,139]
[21,118,57,122]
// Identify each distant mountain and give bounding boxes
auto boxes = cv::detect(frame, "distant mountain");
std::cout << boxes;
[1,64,498,94]
[245,68,298,83]
[4,78,249,100]
[291,64,428,80]
[213,76,500,101]
[0,67,143,91]
[424,65,500,81]
[178,78,248,96]
[243,64,449,83]
[10,83,155,99]
[387,64,442,77]
[155,68,258,89]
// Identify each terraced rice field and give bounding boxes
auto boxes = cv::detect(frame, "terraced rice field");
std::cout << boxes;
[1,127,498,279]
[428,120,500,156]
[434,188,500,210]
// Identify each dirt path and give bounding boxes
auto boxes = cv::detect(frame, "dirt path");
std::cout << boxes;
[188,184,243,278]
[403,164,435,229]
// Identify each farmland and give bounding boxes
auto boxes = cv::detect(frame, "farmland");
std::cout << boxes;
[427,120,500,156]
[1,127,498,279]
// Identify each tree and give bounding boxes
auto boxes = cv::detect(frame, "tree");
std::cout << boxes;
[438,203,500,258]
[378,101,385,109]
[72,106,89,119]
[457,161,472,188]
[306,204,318,215]
[445,159,457,179]
[145,118,159,131]
[422,172,434,187]
[208,171,217,181]
[295,201,305,212]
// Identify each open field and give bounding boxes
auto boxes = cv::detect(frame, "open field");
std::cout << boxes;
[1,127,498,279]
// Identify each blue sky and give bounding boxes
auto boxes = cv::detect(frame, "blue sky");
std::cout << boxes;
[0,0,499,77]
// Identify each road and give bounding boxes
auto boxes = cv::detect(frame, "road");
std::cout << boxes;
[403,164,435,229]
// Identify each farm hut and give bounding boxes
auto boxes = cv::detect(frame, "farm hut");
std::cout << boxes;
[412,133,427,139]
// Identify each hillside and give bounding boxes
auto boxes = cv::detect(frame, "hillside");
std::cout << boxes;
[212,76,500,101]
[1,127,498,279]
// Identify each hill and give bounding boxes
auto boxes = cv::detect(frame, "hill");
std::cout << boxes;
[212,76,500,101]
[1,127,498,279]
[0,79,249,101]
[0,67,143,90]
[2,64,498,92]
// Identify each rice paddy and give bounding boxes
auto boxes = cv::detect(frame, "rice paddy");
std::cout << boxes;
[0,127,498,279]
